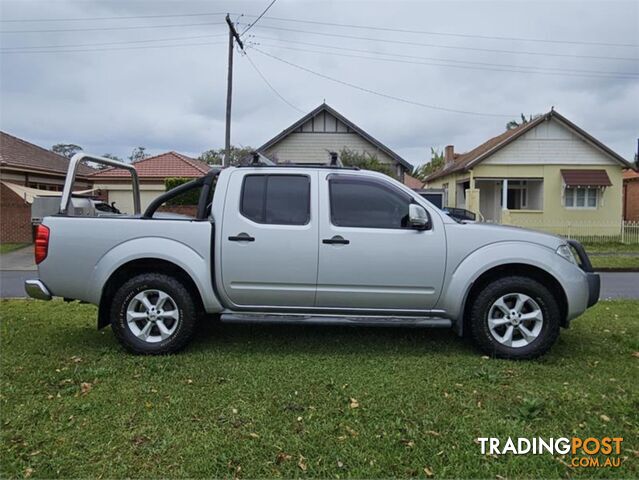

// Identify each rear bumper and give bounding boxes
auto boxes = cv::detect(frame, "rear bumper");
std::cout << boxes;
[24,279,52,301]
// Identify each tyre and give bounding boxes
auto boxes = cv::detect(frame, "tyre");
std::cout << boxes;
[110,273,197,354]
[469,276,560,360]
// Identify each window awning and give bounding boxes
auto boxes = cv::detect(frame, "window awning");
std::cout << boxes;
[561,169,612,187]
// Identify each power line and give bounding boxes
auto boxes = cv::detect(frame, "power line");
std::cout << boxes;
[248,15,639,49]
[241,0,278,36]
[0,33,227,51]
[251,47,514,118]
[252,36,639,77]
[244,52,305,113]
[0,41,226,55]
[0,12,227,23]
[2,10,633,49]
[0,21,224,34]
[250,25,639,62]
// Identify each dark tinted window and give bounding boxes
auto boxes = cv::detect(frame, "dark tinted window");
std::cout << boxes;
[241,175,310,225]
[330,177,411,229]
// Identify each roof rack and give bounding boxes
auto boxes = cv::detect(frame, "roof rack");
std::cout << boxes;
[240,150,358,170]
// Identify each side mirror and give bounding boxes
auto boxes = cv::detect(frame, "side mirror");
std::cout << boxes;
[409,204,430,230]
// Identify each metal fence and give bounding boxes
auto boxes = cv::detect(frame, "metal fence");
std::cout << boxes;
[506,220,639,244]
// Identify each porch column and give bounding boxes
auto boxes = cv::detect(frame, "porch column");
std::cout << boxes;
[501,179,508,210]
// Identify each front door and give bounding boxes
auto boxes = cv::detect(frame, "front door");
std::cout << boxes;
[316,173,446,311]
[220,170,318,308]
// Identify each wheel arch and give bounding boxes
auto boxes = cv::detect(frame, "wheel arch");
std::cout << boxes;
[459,263,568,336]
[98,258,205,329]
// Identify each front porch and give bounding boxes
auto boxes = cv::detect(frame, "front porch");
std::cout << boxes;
[461,178,543,223]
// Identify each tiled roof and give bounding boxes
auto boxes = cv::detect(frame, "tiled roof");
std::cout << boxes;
[561,169,612,187]
[91,151,210,179]
[623,169,639,181]
[425,110,632,182]
[403,173,425,189]
[0,131,94,177]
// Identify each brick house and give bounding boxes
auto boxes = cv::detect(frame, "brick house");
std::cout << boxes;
[0,131,93,243]
[90,152,211,215]
[623,169,639,221]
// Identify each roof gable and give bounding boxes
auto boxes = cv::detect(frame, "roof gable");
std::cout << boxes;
[0,131,94,177]
[91,151,210,179]
[257,103,412,170]
[426,110,631,182]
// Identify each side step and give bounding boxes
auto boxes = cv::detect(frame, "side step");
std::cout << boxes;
[220,312,452,328]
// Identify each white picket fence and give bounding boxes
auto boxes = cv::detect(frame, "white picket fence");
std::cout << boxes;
[505,220,639,244]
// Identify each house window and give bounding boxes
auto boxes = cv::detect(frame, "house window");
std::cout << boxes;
[565,187,598,208]
[507,180,528,210]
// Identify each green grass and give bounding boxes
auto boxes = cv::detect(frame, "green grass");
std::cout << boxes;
[590,255,639,270]
[0,243,30,255]
[1,300,638,478]
[583,243,639,254]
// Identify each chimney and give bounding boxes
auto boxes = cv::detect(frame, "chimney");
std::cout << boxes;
[445,145,455,165]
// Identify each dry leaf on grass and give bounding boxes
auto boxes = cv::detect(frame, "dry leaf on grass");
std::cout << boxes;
[600,414,610,422]
[298,455,308,471]
[349,398,359,409]
[276,452,292,464]
[423,466,434,477]
[24,468,34,478]
[80,382,92,395]
[248,432,259,439]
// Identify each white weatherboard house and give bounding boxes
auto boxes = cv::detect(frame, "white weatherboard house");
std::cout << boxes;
[256,103,413,182]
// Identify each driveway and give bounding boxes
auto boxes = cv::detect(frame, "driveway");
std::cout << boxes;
[0,246,36,271]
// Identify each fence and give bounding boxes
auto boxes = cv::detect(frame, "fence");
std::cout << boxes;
[504,220,639,244]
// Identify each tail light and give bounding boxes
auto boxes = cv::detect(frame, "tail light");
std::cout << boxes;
[34,224,50,264]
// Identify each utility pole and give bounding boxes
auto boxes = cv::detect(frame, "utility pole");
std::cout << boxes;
[224,14,244,167]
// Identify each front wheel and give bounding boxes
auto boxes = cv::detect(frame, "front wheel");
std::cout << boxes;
[110,273,197,354]
[469,276,560,359]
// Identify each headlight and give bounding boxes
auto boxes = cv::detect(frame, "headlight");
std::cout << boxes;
[556,244,577,264]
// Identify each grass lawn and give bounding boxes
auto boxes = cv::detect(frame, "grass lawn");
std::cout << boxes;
[590,255,639,270]
[0,243,30,255]
[583,243,639,254]
[1,300,637,478]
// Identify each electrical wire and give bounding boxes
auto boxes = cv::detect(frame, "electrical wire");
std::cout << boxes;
[0,12,227,23]
[251,36,638,77]
[0,33,227,51]
[244,52,305,113]
[250,25,639,62]
[240,0,278,36]
[0,21,224,34]
[245,15,639,49]
[251,47,515,118]
[0,41,226,55]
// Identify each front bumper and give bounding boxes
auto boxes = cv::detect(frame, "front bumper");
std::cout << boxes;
[567,240,599,308]
[24,279,52,301]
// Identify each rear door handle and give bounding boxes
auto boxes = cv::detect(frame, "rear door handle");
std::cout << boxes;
[322,235,350,245]
[228,233,255,242]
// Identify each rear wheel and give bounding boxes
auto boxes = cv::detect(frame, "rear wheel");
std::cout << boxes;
[469,276,560,359]
[110,273,197,354]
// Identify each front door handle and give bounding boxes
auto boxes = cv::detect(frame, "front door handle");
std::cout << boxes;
[322,235,350,245]
[228,233,255,242]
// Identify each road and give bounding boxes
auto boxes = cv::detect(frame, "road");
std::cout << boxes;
[1,271,637,300]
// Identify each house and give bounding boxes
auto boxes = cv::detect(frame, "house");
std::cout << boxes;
[90,151,211,214]
[0,131,94,242]
[424,109,632,235]
[256,103,413,182]
[623,169,639,221]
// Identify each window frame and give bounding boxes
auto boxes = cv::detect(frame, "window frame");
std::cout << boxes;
[564,186,599,209]
[240,173,311,226]
[327,174,419,230]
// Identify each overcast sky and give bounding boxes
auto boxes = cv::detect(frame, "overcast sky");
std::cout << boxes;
[1,0,637,167]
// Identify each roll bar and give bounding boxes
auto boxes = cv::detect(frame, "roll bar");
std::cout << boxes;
[60,153,140,215]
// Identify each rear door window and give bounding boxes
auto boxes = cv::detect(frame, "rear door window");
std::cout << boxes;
[240,174,310,225]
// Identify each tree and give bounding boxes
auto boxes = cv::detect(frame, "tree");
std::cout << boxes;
[129,146,149,163]
[102,153,123,162]
[339,148,395,178]
[51,143,82,159]
[413,147,445,181]
[506,113,541,130]
[199,146,254,166]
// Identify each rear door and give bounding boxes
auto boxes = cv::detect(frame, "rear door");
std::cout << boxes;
[316,173,446,311]
[220,170,319,308]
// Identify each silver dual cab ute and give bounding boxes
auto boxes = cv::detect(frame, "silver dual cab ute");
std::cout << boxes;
[26,153,600,359]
